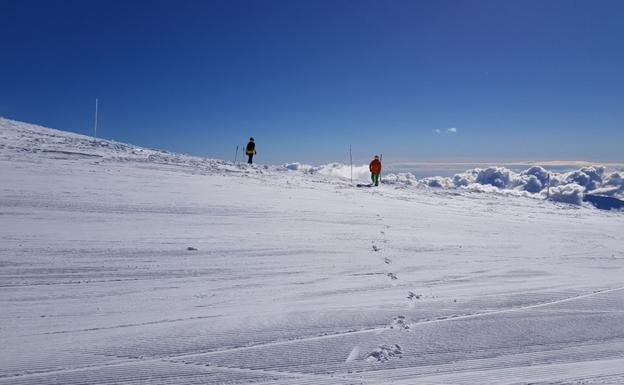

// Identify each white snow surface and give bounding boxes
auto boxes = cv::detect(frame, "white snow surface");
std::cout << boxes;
[1,117,624,384]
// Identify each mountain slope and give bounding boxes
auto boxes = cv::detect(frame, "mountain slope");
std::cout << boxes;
[1,117,624,385]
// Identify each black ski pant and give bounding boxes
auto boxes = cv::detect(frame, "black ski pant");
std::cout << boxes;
[247,154,253,164]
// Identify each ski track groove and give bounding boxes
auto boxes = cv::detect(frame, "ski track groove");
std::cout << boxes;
[166,360,373,385]
[42,315,223,335]
[4,284,623,383]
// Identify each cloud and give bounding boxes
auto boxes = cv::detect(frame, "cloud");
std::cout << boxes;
[441,165,623,206]
[435,127,458,134]
[284,161,623,208]
[421,176,453,188]
[549,183,584,205]
[381,172,419,186]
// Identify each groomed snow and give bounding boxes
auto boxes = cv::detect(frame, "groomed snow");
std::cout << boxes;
[1,117,623,384]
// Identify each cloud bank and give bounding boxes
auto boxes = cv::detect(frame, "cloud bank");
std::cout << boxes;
[283,162,623,208]
[383,165,624,207]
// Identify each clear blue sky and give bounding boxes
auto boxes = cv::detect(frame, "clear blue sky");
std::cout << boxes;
[1,0,623,164]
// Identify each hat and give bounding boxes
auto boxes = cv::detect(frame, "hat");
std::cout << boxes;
[249,137,254,141]
[374,155,379,159]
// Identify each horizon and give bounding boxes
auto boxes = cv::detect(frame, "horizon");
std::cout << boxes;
[1,0,623,164]
[4,116,623,172]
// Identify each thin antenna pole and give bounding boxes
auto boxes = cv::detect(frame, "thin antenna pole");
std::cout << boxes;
[234,145,239,163]
[349,144,353,184]
[94,98,98,141]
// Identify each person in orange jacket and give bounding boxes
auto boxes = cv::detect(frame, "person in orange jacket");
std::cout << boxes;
[369,155,382,186]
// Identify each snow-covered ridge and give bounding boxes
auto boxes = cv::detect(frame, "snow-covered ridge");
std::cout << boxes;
[2,117,622,207]
[0,117,367,181]
[0,117,285,177]
[0,116,218,164]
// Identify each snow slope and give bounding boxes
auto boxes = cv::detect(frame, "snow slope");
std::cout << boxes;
[1,117,624,384]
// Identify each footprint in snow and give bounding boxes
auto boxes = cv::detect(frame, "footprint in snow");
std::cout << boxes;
[387,272,398,280]
[384,257,392,264]
[366,344,403,362]
[407,291,422,300]
[389,315,410,331]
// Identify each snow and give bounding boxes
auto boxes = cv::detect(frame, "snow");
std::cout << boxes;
[1,116,624,384]
[283,162,371,180]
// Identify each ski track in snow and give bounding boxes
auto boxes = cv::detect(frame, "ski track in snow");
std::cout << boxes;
[2,117,624,384]
[3,284,623,384]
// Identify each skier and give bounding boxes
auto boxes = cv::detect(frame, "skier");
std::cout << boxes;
[246,137,256,164]
[369,155,382,186]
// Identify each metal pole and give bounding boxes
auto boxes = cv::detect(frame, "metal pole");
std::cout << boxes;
[94,98,98,141]
[380,154,383,186]
[234,145,239,163]
[349,144,353,184]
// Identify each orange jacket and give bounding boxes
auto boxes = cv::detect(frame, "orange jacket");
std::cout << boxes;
[369,159,382,174]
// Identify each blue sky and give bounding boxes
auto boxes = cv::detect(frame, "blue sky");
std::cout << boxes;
[1,0,623,164]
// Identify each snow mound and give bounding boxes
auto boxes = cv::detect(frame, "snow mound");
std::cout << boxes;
[282,162,370,180]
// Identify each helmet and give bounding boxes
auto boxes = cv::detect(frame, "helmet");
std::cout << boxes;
[249,137,254,141]
[374,155,379,159]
